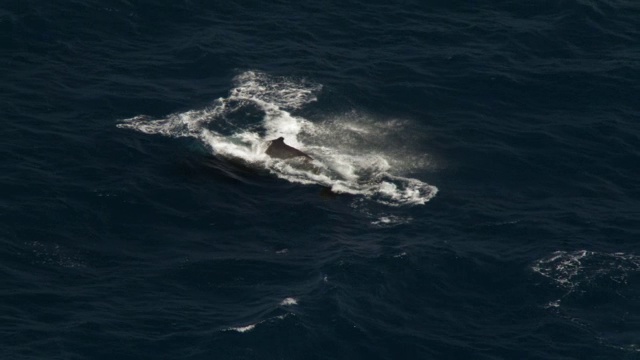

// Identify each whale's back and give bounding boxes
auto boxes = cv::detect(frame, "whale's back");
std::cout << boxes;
[265,137,313,160]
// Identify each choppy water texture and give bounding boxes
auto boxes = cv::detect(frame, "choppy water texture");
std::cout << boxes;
[2,1,639,359]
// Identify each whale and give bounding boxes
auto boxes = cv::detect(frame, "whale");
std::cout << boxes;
[264,137,344,198]
[265,137,313,160]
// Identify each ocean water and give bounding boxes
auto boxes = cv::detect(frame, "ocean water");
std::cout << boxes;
[1,1,639,359]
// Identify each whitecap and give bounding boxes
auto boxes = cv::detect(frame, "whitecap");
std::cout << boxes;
[227,324,256,333]
[280,297,298,306]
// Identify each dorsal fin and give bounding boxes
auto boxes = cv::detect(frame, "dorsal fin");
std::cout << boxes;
[265,137,312,160]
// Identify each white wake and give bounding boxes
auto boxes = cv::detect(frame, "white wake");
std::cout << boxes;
[118,71,438,206]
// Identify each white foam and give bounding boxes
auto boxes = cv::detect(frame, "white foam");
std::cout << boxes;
[224,313,293,334]
[227,324,256,333]
[544,300,561,309]
[231,71,322,110]
[372,216,413,227]
[533,250,640,352]
[280,297,298,306]
[532,250,640,290]
[117,71,438,206]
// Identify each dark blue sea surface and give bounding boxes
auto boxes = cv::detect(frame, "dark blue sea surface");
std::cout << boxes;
[2,1,639,359]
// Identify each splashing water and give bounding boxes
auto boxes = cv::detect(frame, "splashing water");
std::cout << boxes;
[118,71,438,206]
